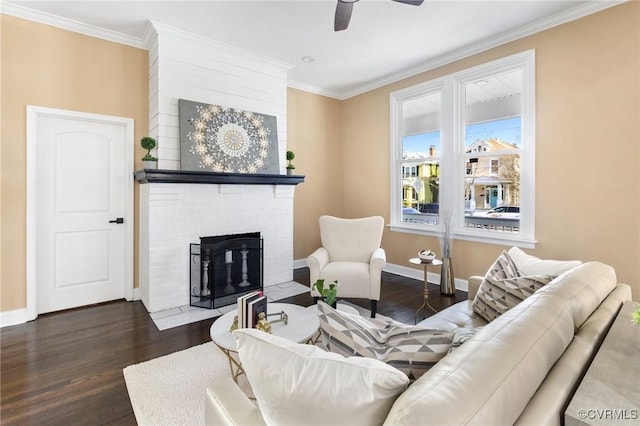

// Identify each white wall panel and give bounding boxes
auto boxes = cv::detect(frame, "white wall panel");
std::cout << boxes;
[139,22,297,313]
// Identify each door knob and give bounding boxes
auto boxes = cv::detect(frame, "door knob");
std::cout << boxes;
[109,217,124,224]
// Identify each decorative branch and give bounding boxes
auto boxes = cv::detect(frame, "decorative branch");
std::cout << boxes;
[438,210,454,258]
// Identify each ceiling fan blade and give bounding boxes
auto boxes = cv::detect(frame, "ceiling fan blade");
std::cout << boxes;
[334,1,354,32]
[392,0,425,5]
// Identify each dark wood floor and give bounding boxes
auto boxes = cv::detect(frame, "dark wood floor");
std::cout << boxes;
[0,268,465,425]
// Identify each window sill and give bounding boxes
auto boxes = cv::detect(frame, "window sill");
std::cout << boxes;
[388,223,536,249]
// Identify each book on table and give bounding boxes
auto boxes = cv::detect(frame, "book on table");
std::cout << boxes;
[247,295,268,328]
[236,290,264,329]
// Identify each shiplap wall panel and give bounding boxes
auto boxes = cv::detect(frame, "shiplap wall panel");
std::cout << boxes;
[147,22,292,170]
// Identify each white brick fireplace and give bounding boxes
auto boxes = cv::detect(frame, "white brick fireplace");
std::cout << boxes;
[137,176,299,312]
[137,23,300,313]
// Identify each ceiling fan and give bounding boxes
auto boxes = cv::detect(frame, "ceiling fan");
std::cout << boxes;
[334,0,425,32]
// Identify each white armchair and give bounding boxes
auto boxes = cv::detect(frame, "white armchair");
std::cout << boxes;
[307,215,386,317]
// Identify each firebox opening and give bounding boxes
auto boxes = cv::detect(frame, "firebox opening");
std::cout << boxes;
[190,232,263,309]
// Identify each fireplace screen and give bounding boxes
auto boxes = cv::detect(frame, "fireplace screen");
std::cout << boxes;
[190,232,263,309]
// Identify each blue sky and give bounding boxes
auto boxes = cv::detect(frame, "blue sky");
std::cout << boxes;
[403,116,521,154]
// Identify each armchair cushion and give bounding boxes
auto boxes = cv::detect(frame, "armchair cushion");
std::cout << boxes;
[318,302,454,380]
[234,328,409,426]
[319,215,384,263]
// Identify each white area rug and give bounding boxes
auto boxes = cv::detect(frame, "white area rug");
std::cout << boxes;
[123,342,251,425]
[124,301,395,425]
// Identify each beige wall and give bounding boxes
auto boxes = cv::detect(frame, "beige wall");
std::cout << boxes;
[2,2,639,314]
[338,2,640,297]
[0,15,148,311]
[288,88,344,259]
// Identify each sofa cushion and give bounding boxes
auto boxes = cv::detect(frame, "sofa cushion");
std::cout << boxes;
[536,262,618,329]
[385,293,575,425]
[318,302,454,380]
[234,328,409,426]
[508,246,581,276]
[417,300,487,331]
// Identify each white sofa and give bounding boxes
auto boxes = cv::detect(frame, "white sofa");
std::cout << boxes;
[205,253,632,425]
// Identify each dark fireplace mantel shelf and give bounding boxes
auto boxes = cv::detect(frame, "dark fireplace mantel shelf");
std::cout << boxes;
[134,169,305,186]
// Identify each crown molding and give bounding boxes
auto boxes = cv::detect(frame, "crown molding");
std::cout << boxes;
[338,0,627,100]
[287,80,343,100]
[1,0,627,100]
[0,1,146,49]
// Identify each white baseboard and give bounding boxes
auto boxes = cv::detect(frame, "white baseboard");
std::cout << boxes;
[0,308,30,328]
[292,258,307,269]
[132,287,141,301]
[293,259,468,293]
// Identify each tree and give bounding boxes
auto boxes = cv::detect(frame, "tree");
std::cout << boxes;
[499,155,520,205]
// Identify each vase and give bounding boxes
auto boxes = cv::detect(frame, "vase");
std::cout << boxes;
[143,160,157,170]
[440,256,456,295]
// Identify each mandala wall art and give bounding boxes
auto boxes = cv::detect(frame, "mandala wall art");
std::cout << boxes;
[179,99,280,174]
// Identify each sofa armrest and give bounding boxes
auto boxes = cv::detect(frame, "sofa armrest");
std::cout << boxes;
[467,276,484,300]
[205,378,266,426]
[307,247,329,285]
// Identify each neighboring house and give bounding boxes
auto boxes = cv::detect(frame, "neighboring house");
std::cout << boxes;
[402,145,439,212]
[402,139,520,213]
[465,138,520,211]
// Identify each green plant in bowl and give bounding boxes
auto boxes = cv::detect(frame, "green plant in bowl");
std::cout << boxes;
[632,305,640,326]
[312,279,339,307]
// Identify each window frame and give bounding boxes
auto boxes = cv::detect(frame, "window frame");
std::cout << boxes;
[389,50,536,248]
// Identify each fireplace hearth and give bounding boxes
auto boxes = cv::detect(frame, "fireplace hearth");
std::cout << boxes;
[190,232,263,309]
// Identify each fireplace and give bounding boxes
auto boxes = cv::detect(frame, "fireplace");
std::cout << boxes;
[135,170,303,313]
[190,232,263,309]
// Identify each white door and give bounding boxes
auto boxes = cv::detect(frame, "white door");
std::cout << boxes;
[33,109,132,314]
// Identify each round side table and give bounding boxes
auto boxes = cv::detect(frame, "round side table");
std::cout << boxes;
[409,258,443,324]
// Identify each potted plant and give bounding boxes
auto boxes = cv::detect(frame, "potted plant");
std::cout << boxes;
[141,136,158,169]
[312,279,339,308]
[632,304,640,326]
[286,150,295,175]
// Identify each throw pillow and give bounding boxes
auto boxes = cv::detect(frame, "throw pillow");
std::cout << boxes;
[448,327,480,354]
[507,247,581,276]
[318,302,454,380]
[472,250,556,322]
[234,328,409,426]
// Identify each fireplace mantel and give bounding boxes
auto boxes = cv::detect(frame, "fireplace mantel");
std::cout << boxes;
[134,169,305,185]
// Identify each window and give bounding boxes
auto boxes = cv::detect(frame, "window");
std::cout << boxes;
[390,51,535,247]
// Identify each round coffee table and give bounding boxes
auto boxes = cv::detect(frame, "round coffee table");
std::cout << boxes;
[210,302,320,383]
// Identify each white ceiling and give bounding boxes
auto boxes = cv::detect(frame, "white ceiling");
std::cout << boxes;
[2,0,622,99]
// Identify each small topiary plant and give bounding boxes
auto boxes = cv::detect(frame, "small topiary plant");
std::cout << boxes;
[286,150,295,170]
[141,136,157,161]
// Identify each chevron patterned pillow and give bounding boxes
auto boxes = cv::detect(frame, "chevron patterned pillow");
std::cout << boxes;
[472,250,555,322]
[317,302,454,380]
